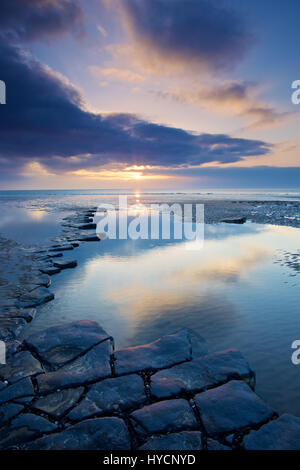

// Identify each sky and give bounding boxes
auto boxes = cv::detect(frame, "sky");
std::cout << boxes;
[0,0,299,190]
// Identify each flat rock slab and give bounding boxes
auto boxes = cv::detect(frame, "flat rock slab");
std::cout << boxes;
[53,259,77,269]
[78,224,97,230]
[130,398,198,437]
[32,387,84,419]
[37,340,112,392]
[25,417,131,450]
[49,245,74,252]
[207,439,231,450]
[0,403,23,426]
[30,273,51,287]
[114,330,192,375]
[25,320,111,367]
[0,351,43,384]
[18,286,54,308]
[0,413,56,449]
[45,252,63,258]
[222,217,247,224]
[0,377,34,405]
[40,267,61,276]
[150,349,254,400]
[78,235,100,242]
[139,431,203,450]
[0,318,26,341]
[242,414,300,450]
[194,380,275,437]
[68,374,146,421]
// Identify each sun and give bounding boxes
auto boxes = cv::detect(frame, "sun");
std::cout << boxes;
[134,172,142,180]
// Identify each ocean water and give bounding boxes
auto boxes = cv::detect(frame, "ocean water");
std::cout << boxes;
[0,189,300,416]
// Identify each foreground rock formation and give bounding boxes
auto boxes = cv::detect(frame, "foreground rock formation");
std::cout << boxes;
[1,320,300,450]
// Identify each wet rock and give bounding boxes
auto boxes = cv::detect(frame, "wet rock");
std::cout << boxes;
[68,374,146,421]
[139,431,203,450]
[25,320,111,367]
[53,259,77,269]
[114,330,192,375]
[221,217,247,224]
[49,245,74,252]
[18,286,54,308]
[194,380,275,437]
[45,252,63,259]
[32,387,84,419]
[78,235,100,242]
[0,413,56,449]
[207,439,231,450]
[0,318,26,341]
[30,273,51,287]
[0,351,43,384]
[0,377,34,405]
[37,340,112,392]
[150,349,255,400]
[24,417,131,450]
[39,267,61,275]
[0,403,23,426]
[0,308,36,323]
[78,224,97,230]
[242,414,300,450]
[130,398,198,437]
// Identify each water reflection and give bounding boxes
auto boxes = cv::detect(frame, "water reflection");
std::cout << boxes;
[24,222,300,416]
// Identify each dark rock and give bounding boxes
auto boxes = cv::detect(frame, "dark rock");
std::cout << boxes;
[207,439,231,450]
[68,374,146,421]
[32,387,84,419]
[49,245,74,252]
[0,403,23,426]
[150,349,255,400]
[78,224,97,230]
[222,217,247,224]
[0,413,56,449]
[130,399,198,437]
[0,351,43,384]
[37,340,112,392]
[0,308,36,323]
[71,242,80,247]
[25,320,111,367]
[114,330,192,375]
[39,267,61,275]
[78,235,100,242]
[194,380,275,436]
[0,318,26,341]
[242,414,300,450]
[53,259,77,269]
[45,252,63,258]
[30,273,51,287]
[139,431,203,450]
[24,417,131,450]
[0,377,34,405]
[18,286,54,308]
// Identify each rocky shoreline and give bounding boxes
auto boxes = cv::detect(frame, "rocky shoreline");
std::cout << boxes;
[1,319,300,450]
[1,205,300,450]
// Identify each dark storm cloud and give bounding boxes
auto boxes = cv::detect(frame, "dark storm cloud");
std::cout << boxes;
[119,0,252,73]
[0,39,271,178]
[0,0,84,42]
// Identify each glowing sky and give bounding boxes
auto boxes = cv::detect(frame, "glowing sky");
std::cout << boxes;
[0,0,299,189]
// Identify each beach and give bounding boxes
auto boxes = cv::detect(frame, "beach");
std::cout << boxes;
[0,190,300,449]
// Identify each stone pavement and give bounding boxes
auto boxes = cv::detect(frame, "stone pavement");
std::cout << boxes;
[1,320,300,450]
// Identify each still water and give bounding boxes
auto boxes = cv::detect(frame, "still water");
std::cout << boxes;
[23,220,300,417]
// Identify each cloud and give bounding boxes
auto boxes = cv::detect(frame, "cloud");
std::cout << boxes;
[0,38,271,181]
[0,0,84,42]
[116,0,252,75]
[154,81,292,129]
[90,66,146,83]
